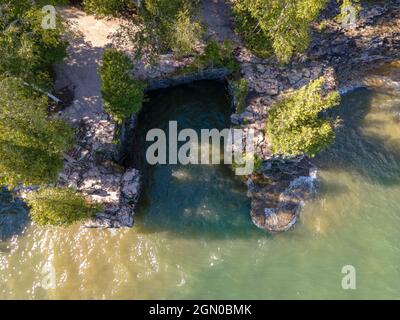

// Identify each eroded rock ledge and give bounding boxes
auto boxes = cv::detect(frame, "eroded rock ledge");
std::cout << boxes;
[57,115,140,228]
[248,158,317,233]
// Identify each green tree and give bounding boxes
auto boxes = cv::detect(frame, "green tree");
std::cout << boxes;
[112,0,203,60]
[232,0,329,63]
[266,77,340,157]
[26,187,102,226]
[99,49,146,124]
[0,77,74,187]
[0,2,68,89]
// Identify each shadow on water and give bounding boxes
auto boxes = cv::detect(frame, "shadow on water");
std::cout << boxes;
[315,88,400,186]
[0,188,30,246]
[127,80,265,239]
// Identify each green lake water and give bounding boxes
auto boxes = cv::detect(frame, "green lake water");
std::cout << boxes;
[1,80,400,299]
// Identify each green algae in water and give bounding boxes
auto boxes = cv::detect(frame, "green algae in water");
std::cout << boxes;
[1,83,400,299]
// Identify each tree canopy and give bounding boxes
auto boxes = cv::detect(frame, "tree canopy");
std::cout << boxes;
[26,187,102,226]
[0,2,74,188]
[112,0,203,60]
[266,77,340,157]
[0,77,74,187]
[232,0,329,63]
[0,0,68,89]
[99,48,146,124]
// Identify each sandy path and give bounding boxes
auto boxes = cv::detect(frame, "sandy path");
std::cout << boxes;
[200,0,239,43]
[54,7,123,124]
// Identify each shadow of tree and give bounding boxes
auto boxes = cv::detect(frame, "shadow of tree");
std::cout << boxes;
[315,88,400,185]
[0,188,30,243]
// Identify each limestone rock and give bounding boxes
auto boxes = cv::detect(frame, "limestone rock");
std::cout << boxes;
[121,169,141,205]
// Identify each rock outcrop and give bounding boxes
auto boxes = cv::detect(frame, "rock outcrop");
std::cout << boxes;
[247,158,317,233]
[230,0,400,232]
[57,115,141,228]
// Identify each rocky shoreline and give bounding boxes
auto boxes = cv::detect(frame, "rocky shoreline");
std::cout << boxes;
[232,0,400,232]
[49,1,400,231]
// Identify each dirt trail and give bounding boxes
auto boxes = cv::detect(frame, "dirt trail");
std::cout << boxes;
[55,7,123,124]
[200,0,240,43]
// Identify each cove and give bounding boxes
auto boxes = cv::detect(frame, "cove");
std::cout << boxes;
[126,80,253,236]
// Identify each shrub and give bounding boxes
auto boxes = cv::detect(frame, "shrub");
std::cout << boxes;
[99,49,146,124]
[0,77,74,187]
[231,78,248,113]
[26,187,102,226]
[266,77,340,157]
[170,9,203,58]
[82,0,136,17]
[181,39,239,74]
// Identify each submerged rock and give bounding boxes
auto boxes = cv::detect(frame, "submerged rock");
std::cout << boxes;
[0,189,29,241]
[248,158,317,233]
[121,169,141,205]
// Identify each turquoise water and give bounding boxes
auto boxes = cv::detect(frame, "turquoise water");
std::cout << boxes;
[0,81,400,299]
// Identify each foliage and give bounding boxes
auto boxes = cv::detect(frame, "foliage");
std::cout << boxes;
[317,19,330,31]
[169,9,203,58]
[232,0,329,63]
[266,77,340,157]
[0,1,68,89]
[0,77,74,187]
[82,0,136,17]
[231,78,248,113]
[112,0,203,60]
[180,39,240,75]
[99,49,146,124]
[26,187,102,226]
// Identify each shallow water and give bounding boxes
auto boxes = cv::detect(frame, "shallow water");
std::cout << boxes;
[1,81,400,299]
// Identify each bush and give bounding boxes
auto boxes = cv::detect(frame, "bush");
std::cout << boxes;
[99,49,146,124]
[82,0,136,17]
[181,39,239,74]
[0,77,74,187]
[170,9,203,58]
[266,77,340,157]
[26,187,102,226]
